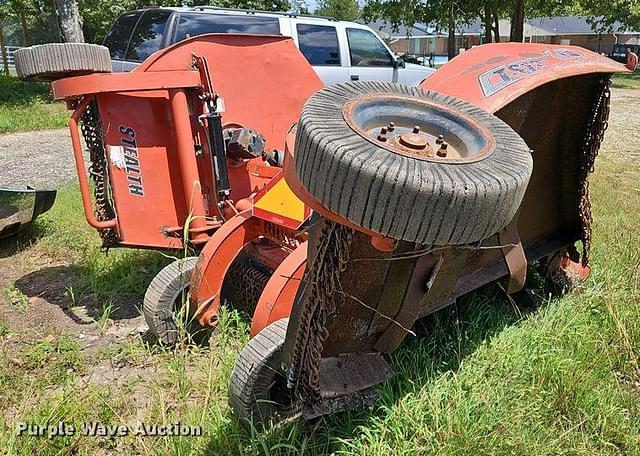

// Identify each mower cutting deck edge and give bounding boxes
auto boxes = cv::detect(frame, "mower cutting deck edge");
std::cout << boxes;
[14,37,632,429]
[0,187,56,240]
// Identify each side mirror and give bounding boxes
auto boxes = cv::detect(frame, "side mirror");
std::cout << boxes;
[393,56,405,69]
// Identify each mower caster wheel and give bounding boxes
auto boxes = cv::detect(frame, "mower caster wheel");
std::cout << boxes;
[143,257,209,346]
[14,43,111,81]
[229,318,299,431]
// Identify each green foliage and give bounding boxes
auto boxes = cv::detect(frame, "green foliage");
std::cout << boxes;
[363,0,639,49]
[0,75,67,133]
[315,0,359,20]
[78,0,136,44]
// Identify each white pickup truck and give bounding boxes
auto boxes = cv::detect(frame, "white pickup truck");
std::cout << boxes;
[103,6,435,86]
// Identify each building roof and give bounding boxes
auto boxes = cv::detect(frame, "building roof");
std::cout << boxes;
[365,20,435,39]
[369,16,637,39]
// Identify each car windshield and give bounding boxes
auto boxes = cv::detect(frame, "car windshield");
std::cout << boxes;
[174,13,280,42]
[126,10,172,62]
[103,12,141,59]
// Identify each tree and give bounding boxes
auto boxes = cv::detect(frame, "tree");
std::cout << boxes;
[576,0,640,33]
[9,0,32,45]
[54,0,84,42]
[315,0,359,20]
[363,0,477,59]
[508,0,577,43]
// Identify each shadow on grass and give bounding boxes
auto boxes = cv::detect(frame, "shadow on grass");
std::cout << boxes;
[0,219,50,259]
[1,221,168,325]
[0,74,55,106]
[204,272,550,453]
[12,264,145,324]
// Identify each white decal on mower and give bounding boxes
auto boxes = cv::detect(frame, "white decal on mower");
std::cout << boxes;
[478,48,583,97]
[119,125,145,197]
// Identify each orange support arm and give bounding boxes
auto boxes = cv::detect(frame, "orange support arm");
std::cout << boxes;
[189,210,262,327]
[68,97,117,231]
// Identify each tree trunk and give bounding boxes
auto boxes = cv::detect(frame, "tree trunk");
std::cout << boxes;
[447,2,456,60]
[493,12,500,42]
[53,0,84,43]
[0,21,8,76]
[19,11,30,46]
[509,0,524,42]
[483,6,492,43]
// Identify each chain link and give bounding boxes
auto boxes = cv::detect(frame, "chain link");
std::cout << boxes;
[80,101,118,248]
[287,218,353,403]
[578,75,611,266]
[225,259,271,315]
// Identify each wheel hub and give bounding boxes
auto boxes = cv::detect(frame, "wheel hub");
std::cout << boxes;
[342,94,494,163]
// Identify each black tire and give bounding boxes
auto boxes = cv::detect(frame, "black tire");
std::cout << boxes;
[229,318,298,431]
[143,257,206,346]
[294,81,533,246]
[14,43,111,81]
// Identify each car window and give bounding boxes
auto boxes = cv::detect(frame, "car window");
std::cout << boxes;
[174,13,280,42]
[103,12,141,59]
[125,10,172,62]
[346,28,393,67]
[296,24,341,66]
[613,44,627,53]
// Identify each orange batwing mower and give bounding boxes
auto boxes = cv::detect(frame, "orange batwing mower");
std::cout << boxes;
[15,38,633,428]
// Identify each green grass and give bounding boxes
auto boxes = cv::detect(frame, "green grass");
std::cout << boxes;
[0,95,639,454]
[611,71,640,89]
[0,75,68,134]
[3,283,29,311]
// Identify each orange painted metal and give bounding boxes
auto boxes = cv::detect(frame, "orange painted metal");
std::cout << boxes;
[549,249,591,281]
[420,43,628,113]
[68,96,118,231]
[190,210,262,327]
[51,71,201,100]
[136,34,324,154]
[250,241,307,337]
[54,33,322,250]
[169,88,209,242]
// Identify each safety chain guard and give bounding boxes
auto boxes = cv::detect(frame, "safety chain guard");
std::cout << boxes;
[287,218,353,403]
[80,100,118,248]
[577,75,611,266]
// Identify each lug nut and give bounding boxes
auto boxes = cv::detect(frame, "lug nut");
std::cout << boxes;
[377,133,387,142]
[380,127,388,135]
[388,122,395,131]
[437,141,448,157]
[436,134,444,145]
[413,125,420,134]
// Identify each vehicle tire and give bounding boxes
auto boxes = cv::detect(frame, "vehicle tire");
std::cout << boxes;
[143,257,209,346]
[229,318,298,431]
[294,81,533,246]
[14,43,111,81]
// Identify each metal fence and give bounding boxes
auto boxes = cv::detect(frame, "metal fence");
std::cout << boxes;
[1,46,21,67]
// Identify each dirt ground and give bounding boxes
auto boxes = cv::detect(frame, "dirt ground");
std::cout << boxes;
[0,122,153,390]
[0,86,638,410]
[0,128,81,188]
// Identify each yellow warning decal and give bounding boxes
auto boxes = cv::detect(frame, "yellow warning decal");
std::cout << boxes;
[253,178,307,223]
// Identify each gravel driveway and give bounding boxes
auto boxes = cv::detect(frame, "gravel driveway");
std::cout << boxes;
[0,128,79,188]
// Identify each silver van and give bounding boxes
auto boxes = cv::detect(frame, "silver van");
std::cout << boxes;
[103,7,435,86]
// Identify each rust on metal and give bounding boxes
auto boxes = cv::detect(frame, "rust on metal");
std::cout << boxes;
[341,94,496,163]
